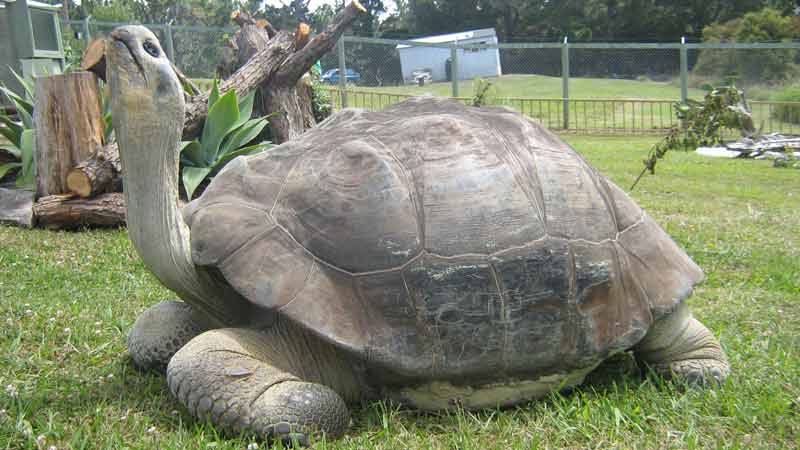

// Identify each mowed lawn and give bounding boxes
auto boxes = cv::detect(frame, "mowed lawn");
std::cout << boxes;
[1,136,798,449]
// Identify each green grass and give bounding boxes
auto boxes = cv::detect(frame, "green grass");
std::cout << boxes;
[1,136,799,449]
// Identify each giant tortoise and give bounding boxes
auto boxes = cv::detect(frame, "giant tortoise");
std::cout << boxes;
[108,25,729,443]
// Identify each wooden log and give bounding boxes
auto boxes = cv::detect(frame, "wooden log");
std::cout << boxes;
[67,0,365,196]
[34,72,105,198]
[66,142,122,197]
[82,38,107,82]
[294,23,311,50]
[184,0,366,142]
[33,192,126,229]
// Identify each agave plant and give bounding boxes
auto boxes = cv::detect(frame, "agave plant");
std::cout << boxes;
[180,81,271,199]
[0,71,36,188]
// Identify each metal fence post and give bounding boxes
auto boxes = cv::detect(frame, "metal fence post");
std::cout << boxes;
[680,37,688,130]
[561,36,570,130]
[164,22,175,62]
[82,16,91,47]
[451,44,459,97]
[337,36,348,108]
[680,36,688,104]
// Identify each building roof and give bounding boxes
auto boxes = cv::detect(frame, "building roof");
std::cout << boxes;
[397,28,497,49]
[0,0,63,11]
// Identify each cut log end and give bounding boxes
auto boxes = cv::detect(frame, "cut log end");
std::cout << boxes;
[295,23,311,50]
[351,0,367,13]
[66,169,92,198]
[82,38,107,82]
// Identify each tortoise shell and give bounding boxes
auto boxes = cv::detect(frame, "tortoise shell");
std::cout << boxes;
[184,97,703,382]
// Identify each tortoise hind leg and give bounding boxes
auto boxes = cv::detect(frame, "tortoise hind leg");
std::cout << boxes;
[128,301,211,371]
[634,303,729,386]
[166,321,360,443]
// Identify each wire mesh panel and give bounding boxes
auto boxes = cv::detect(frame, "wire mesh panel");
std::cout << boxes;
[171,26,231,80]
[340,40,404,88]
[499,46,562,80]
[52,21,800,135]
[689,46,800,134]
[568,47,680,132]
[689,47,798,93]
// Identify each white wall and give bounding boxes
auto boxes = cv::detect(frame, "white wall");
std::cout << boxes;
[399,46,451,82]
[398,35,502,83]
[457,46,502,80]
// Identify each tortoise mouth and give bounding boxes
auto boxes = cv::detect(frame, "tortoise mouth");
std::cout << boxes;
[109,30,147,82]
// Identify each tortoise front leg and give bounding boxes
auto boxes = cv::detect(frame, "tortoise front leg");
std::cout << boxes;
[166,320,360,444]
[634,303,729,386]
[128,301,211,371]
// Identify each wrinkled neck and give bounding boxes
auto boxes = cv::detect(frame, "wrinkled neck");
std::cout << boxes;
[118,94,191,292]
[114,87,248,326]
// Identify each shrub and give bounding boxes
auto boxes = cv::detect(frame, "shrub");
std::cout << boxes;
[770,86,800,124]
[694,8,798,84]
[0,72,36,187]
[180,81,271,199]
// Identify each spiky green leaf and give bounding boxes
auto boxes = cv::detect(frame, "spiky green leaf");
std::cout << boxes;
[179,140,204,167]
[208,79,220,108]
[213,142,271,171]
[0,115,23,148]
[10,68,34,100]
[15,129,35,188]
[0,145,21,160]
[200,90,239,164]
[0,84,34,118]
[219,118,268,157]
[0,162,21,181]
[232,90,256,130]
[182,166,213,200]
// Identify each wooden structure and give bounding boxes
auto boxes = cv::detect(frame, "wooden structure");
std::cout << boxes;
[34,72,104,197]
[0,0,65,105]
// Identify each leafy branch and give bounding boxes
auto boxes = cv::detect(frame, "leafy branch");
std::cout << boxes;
[631,86,757,189]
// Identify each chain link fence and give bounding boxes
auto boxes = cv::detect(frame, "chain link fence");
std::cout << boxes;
[62,19,232,80]
[57,19,800,135]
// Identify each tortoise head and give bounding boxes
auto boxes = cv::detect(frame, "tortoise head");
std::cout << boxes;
[107,25,184,144]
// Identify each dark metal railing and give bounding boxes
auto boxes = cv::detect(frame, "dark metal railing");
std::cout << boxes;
[323,88,800,135]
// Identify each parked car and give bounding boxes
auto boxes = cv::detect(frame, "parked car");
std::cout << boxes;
[410,69,433,86]
[321,68,361,85]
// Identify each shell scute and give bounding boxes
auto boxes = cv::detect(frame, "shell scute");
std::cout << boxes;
[189,97,705,380]
[271,140,421,273]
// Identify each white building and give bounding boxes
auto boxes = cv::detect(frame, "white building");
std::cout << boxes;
[397,28,502,83]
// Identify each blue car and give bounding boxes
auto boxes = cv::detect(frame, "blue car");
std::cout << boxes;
[321,68,361,85]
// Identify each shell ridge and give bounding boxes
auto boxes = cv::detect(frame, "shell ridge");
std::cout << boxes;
[365,134,425,248]
[486,126,547,230]
[611,241,654,321]
[583,165,620,232]
[610,242,655,327]
[276,260,319,312]
[268,149,307,220]
[217,225,278,267]
[562,243,579,359]
[488,262,510,373]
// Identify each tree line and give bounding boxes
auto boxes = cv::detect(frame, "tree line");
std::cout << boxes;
[58,1,800,85]
[63,0,799,42]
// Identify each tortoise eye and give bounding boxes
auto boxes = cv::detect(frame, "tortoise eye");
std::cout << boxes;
[143,40,160,58]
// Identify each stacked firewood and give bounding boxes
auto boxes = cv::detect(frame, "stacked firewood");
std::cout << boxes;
[7,1,365,230]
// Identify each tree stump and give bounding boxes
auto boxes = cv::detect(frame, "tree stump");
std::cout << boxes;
[34,72,105,197]
[66,1,366,197]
